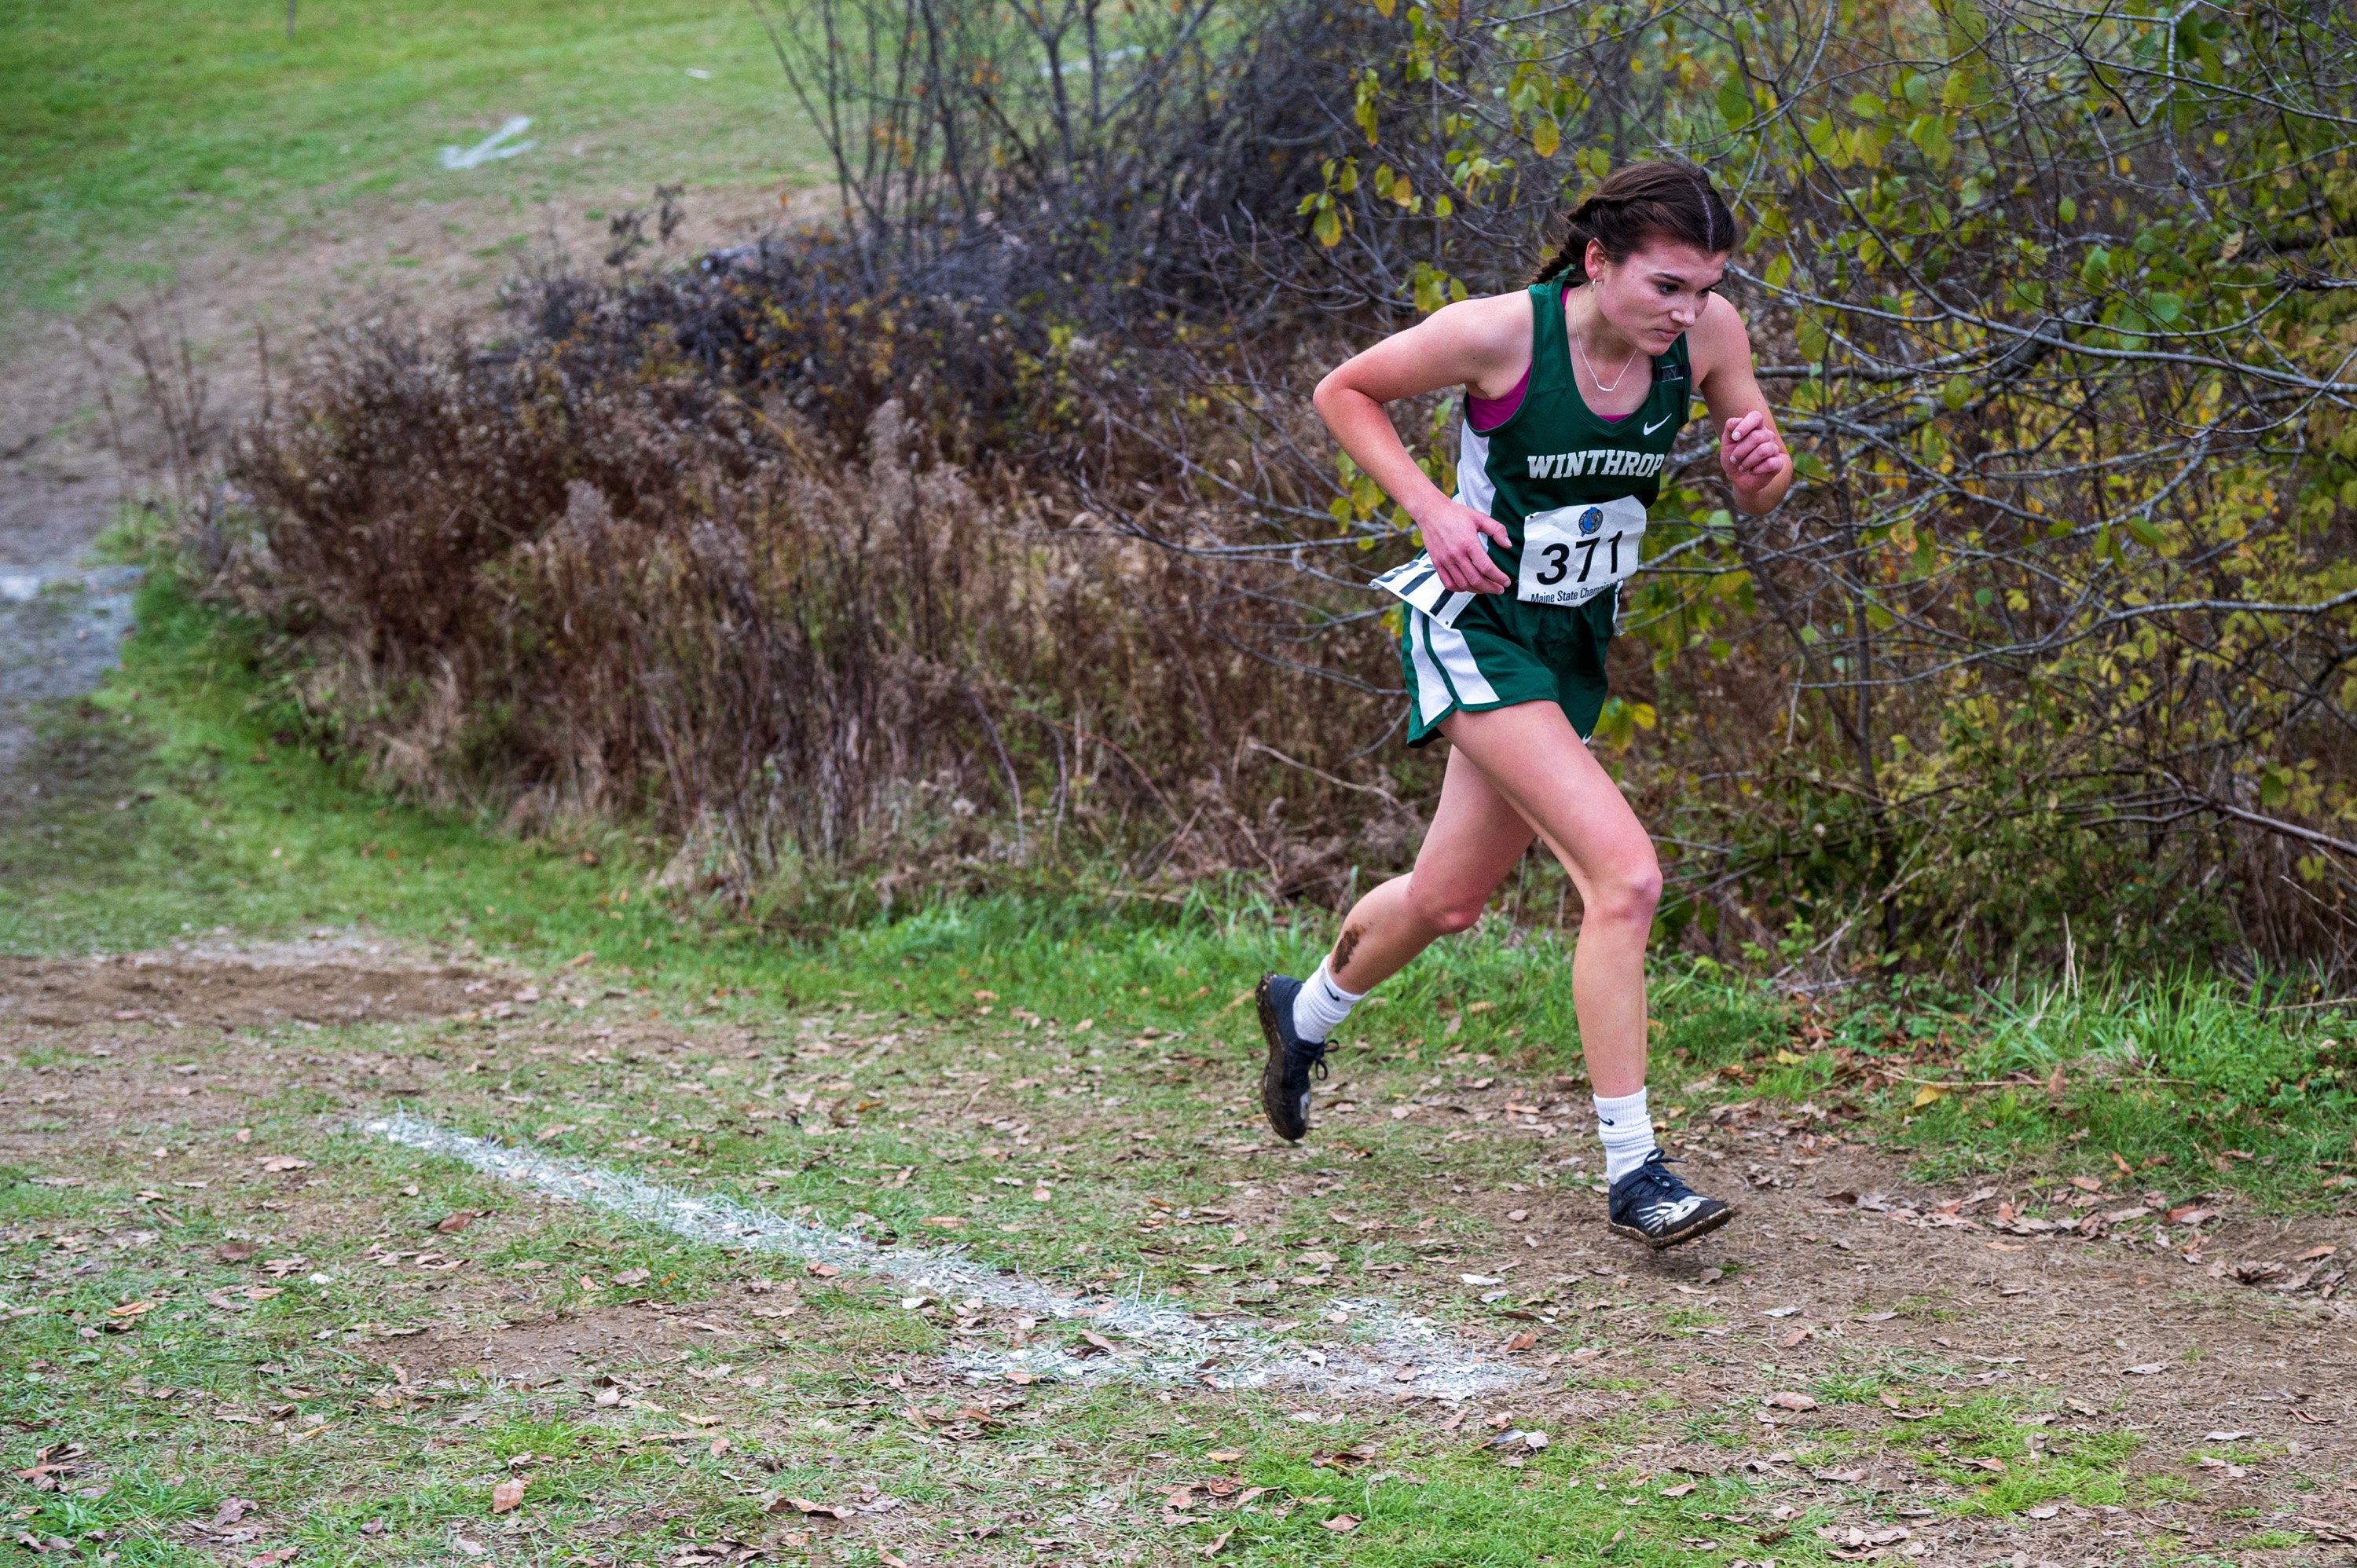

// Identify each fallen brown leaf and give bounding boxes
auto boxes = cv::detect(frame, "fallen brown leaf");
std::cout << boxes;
[776,1497,851,1521]
[1765,1391,1819,1412]
[490,1478,525,1514]
[1321,1515,1360,1533]
[434,1212,476,1234]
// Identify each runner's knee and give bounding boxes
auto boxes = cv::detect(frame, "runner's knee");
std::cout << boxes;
[1583,856,1662,929]
[1407,878,1487,936]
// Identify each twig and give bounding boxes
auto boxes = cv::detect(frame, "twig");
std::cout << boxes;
[1241,738,1413,811]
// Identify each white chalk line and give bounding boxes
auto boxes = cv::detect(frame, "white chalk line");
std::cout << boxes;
[364,1112,1530,1400]
[440,116,534,170]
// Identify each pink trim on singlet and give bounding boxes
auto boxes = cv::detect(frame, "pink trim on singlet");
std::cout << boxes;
[1467,363,1635,433]
[1466,364,1528,432]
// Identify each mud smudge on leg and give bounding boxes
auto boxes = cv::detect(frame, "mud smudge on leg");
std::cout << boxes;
[1332,923,1364,980]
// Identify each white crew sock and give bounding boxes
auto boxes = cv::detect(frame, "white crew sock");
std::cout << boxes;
[1290,958,1367,1043]
[1593,1088,1658,1185]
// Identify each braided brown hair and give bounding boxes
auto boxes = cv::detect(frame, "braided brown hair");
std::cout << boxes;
[1531,161,1739,286]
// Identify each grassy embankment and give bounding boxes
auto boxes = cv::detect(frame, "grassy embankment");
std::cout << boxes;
[0,0,826,319]
[0,576,2348,1565]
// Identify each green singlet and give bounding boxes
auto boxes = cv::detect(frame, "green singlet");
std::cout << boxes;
[1372,277,1692,746]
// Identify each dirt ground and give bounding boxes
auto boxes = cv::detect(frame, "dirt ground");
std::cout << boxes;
[5,946,2353,1568]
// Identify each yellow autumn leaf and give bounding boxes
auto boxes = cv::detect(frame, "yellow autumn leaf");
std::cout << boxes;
[1912,1083,1952,1108]
[1772,1049,1805,1065]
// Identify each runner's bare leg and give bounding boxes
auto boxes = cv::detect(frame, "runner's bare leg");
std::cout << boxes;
[1318,700,1658,1096]
[1322,745,1534,992]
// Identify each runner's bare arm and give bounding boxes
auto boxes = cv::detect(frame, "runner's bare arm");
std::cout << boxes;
[1688,295,1793,515]
[1313,295,1532,595]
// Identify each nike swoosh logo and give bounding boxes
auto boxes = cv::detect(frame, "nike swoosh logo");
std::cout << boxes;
[1642,414,1672,435]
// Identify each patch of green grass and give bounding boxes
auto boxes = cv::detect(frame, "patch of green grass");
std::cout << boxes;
[1809,1369,1894,1405]
[1678,1409,1747,1450]
[13,1467,215,1555]
[1889,976,2355,1206]
[1648,966,1791,1072]
[1886,1294,1959,1323]
[0,0,825,316]
[1877,1395,2146,1515]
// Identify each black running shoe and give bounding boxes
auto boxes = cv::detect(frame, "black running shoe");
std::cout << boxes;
[1607,1150,1736,1249]
[1255,973,1329,1143]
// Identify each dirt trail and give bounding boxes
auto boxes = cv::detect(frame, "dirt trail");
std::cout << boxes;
[4,948,2354,1568]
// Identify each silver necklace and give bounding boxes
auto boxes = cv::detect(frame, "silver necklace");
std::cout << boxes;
[1571,292,1640,394]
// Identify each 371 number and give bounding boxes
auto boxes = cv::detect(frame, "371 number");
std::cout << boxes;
[1533,531,1624,588]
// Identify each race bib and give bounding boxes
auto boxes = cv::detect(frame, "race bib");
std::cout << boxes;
[1516,496,1647,607]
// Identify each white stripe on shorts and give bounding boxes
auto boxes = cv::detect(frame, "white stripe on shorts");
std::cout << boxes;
[1409,610,1453,724]
[1423,611,1500,708]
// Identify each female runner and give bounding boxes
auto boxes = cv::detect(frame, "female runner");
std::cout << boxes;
[1256,161,1792,1248]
